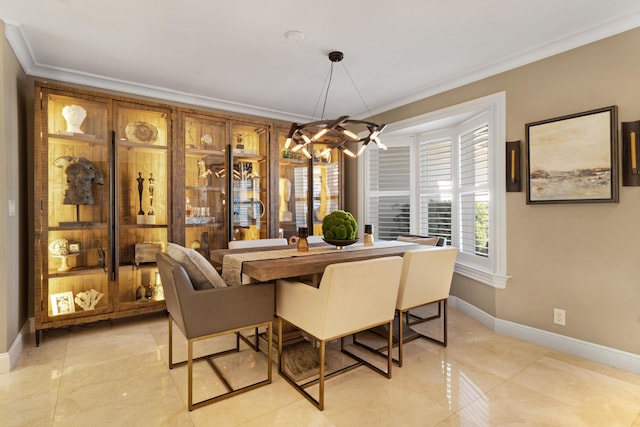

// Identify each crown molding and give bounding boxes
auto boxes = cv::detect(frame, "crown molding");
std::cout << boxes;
[367,12,640,117]
[6,14,640,122]
[4,23,308,123]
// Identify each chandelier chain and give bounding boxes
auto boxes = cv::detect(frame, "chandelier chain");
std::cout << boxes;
[339,62,377,122]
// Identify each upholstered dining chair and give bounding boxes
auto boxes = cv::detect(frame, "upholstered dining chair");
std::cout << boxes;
[156,251,275,411]
[228,237,288,249]
[397,233,447,246]
[353,246,458,367]
[276,256,403,410]
[394,246,458,365]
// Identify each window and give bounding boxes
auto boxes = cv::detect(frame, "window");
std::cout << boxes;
[359,93,509,288]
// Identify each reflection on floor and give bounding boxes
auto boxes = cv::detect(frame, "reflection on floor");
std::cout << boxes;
[1,307,639,426]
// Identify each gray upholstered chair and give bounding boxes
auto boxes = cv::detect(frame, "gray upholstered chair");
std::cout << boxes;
[156,252,274,411]
[276,256,403,410]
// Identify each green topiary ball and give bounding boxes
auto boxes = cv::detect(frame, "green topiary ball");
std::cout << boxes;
[321,210,358,240]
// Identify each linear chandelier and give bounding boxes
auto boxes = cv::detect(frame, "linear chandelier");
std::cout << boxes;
[285,51,387,159]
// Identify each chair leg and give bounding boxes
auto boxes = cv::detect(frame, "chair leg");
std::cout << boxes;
[188,338,194,410]
[443,300,448,347]
[168,314,174,369]
[170,320,273,411]
[387,320,393,378]
[318,340,326,411]
[397,310,404,367]
[405,299,448,347]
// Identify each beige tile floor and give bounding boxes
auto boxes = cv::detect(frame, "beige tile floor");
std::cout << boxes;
[1,307,639,427]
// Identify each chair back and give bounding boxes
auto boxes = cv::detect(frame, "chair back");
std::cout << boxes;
[156,251,191,335]
[397,234,445,246]
[158,251,275,339]
[317,256,403,339]
[396,247,459,311]
[229,238,288,249]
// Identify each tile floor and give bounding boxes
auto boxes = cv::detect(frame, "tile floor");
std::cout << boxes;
[1,307,639,426]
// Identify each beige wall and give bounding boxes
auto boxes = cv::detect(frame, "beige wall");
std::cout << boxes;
[0,19,27,354]
[365,27,640,355]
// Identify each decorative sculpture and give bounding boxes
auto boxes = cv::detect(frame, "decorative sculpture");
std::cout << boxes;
[147,173,155,224]
[54,156,104,205]
[279,177,292,221]
[48,238,78,271]
[136,172,145,224]
[74,289,104,310]
[61,104,87,134]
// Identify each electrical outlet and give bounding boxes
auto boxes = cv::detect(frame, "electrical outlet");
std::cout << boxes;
[554,308,566,326]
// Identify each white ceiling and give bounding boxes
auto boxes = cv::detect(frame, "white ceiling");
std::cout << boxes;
[3,0,640,122]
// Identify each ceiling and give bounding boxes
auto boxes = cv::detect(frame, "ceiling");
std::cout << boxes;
[3,0,640,123]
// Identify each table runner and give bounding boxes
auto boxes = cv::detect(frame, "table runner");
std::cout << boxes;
[222,240,415,286]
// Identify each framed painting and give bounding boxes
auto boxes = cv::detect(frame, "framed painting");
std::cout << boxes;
[526,106,618,204]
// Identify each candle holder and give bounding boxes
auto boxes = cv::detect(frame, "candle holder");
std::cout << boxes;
[364,224,374,246]
[297,227,309,252]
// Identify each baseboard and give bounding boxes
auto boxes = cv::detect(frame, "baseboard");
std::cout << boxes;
[0,319,31,373]
[449,296,640,375]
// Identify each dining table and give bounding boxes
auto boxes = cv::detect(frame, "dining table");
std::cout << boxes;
[211,239,429,366]
[211,239,421,286]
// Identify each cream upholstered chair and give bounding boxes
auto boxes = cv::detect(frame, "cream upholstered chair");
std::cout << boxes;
[228,238,288,249]
[156,251,274,411]
[395,246,458,365]
[353,246,458,367]
[397,234,446,246]
[276,256,403,410]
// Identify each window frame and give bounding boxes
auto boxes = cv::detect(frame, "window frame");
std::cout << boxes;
[358,92,509,288]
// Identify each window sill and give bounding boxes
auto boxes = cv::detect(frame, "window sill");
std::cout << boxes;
[454,263,510,289]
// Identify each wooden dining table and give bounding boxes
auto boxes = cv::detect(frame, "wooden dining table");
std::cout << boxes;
[211,240,421,285]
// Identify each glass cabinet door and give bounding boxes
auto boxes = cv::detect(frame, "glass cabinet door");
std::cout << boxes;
[276,126,309,239]
[181,112,228,251]
[114,102,170,308]
[229,121,269,242]
[311,142,342,236]
[42,90,112,320]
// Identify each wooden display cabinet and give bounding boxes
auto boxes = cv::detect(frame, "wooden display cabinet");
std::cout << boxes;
[32,80,336,343]
[33,82,172,344]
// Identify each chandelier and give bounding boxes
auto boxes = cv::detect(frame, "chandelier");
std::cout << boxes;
[285,51,387,159]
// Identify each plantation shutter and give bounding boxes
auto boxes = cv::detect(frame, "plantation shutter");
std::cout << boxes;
[367,146,411,239]
[418,135,453,244]
[459,124,489,257]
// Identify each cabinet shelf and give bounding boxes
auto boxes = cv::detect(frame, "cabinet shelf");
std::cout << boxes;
[185,185,224,192]
[186,148,225,158]
[48,133,107,145]
[119,223,167,229]
[48,265,107,278]
[280,157,307,165]
[185,223,222,229]
[117,140,167,150]
[233,153,266,161]
[49,223,108,231]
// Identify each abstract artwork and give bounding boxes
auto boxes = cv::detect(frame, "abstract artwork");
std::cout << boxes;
[526,106,618,204]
